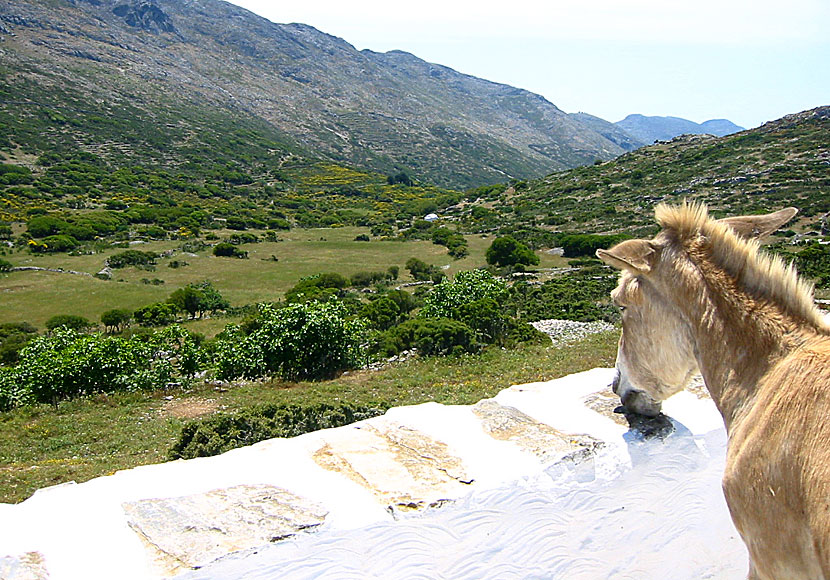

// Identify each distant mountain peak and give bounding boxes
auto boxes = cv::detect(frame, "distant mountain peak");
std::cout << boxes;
[615,114,744,144]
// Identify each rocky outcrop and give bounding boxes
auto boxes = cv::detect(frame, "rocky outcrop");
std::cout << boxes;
[112,2,177,35]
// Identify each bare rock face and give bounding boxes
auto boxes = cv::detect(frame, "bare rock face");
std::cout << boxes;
[0,552,49,580]
[473,399,603,463]
[313,422,473,512]
[122,484,327,576]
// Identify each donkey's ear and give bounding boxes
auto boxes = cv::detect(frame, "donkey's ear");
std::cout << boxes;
[596,240,657,274]
[718,207,798,239]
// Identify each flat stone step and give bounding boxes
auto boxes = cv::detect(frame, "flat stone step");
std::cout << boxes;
[123,485,327,576]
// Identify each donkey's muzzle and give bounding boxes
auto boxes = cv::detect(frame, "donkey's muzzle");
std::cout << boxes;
[620,389,663,417]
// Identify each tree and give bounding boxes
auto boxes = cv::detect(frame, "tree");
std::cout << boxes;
[193,281,230,315]
[485,236,540,268]
[101,309,132,332]
[168,286,206,318]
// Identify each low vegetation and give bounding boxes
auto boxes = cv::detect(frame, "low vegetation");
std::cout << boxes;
[0,331,618,503]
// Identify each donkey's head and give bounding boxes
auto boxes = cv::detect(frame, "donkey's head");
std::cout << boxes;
[596,205,798,417]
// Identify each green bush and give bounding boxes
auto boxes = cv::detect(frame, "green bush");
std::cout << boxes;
[503,269,618,323]
[405,257,444,282]
[350,270,388,288]
[795,243,830,288]
[45,314,92,332]
[0,258,12,272]
[3,325,201,408]
[37,234,79,253]
[285,272,348,303]
[212,242,247,258]
[107,249,158,269]
[168,403,387,459]
[361,296,401,330]
[134,302,179,326]
[420,269,507,319]
[214,301,367,381]
[0,367,32,411]
[0,322,38,365]
[556,233,631,258]
[377,317,476,357]
[485,235,539,268]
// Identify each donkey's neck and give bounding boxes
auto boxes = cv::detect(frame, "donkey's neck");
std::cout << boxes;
[673,252,816,430]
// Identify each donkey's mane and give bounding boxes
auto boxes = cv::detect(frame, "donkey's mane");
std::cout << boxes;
[655,201,830,331]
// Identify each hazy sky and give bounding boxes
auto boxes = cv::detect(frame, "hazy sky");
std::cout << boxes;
[227,0,829,129]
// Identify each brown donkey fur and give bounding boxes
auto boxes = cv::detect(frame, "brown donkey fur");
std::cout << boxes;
[597,202,830,579]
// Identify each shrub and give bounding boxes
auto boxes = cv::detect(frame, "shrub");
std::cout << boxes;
[350,270,388,288]
[45,314,93,332]
[485,236,539,268]
[405,257,444,282]
[213,242,247,258]
[0,322,38,365]
[168,403,387,459]
[377,318,476,357]
[795,243,830,288]
[4,325,201,408]
[285,272,348,303]
[107,249,158,269]
[134,302,179,326]
[0,258,12,272]
[214,301,367,381]
[361,296,401,330]
[0,367,31,411]
[39,235,79,253]
[420,269,507,319]
[556,233,631,258]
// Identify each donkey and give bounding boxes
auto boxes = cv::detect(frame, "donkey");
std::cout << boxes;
[596,202,830,579]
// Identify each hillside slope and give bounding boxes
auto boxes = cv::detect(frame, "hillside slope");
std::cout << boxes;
[0,0,636,188]
[458,107,828,240]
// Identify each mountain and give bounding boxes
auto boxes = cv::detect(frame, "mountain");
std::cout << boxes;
[0,0,638,189]
[569,112,646,151]
[615,114,744,144]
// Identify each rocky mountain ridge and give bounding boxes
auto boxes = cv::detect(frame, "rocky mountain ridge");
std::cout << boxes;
[0,0,640,188]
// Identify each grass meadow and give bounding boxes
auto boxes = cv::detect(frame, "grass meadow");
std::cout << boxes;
[0,227,569,331]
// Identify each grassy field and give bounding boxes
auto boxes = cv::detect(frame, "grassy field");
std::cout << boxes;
[0,227,569,331]
[0,331,618,504]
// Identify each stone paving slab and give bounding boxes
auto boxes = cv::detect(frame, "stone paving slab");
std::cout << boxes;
[312,421,474,512]
[122,484,327,575]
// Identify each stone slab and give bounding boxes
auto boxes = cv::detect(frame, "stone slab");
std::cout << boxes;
[122,484,327,576]
[313,422,473,512]
[473,399,603,463]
